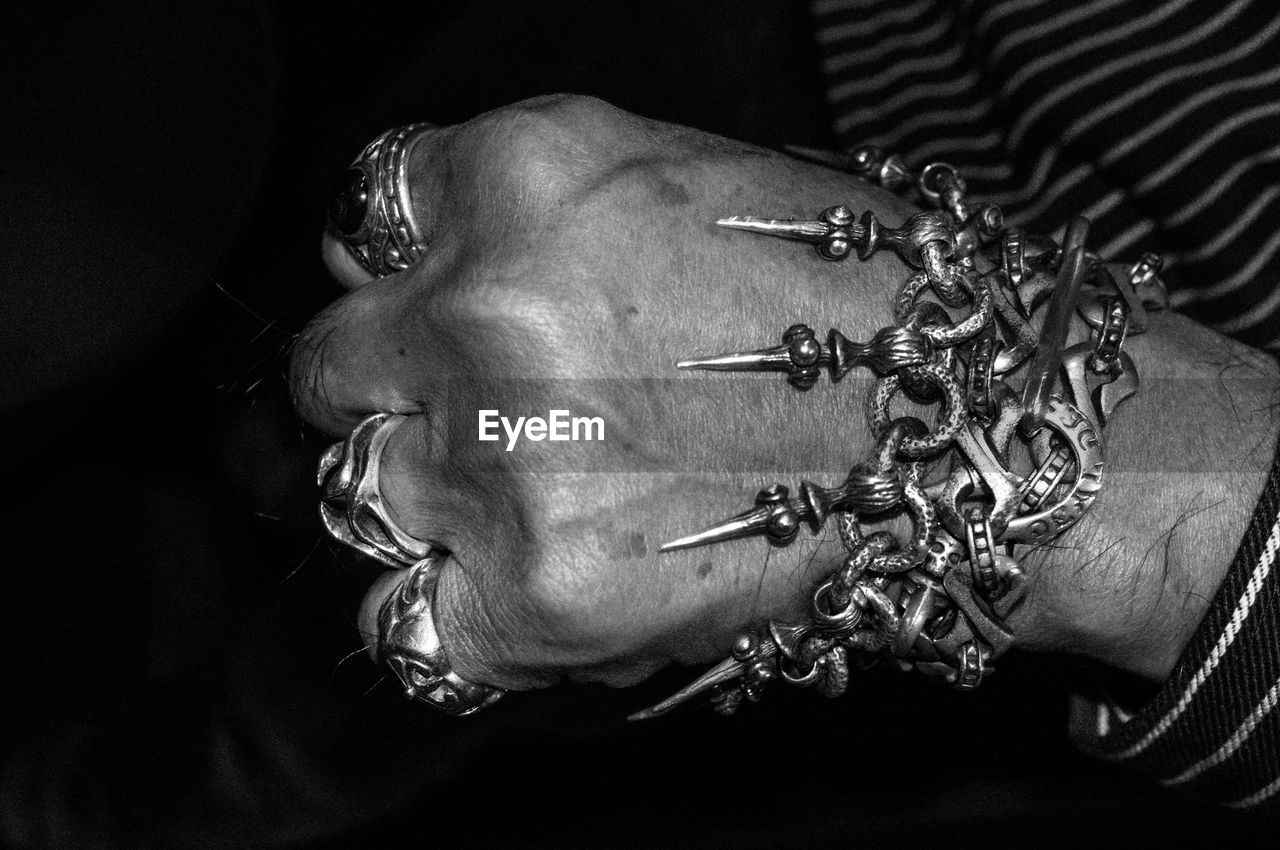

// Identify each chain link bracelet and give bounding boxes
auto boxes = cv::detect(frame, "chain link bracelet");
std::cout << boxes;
[632,146,1169,720]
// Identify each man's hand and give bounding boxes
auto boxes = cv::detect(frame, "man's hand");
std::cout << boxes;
[291,95,1280,696]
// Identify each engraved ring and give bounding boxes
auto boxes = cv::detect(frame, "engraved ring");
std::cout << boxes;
[328,123,433,278]
[378,554,505,716]
[318,412,434,568]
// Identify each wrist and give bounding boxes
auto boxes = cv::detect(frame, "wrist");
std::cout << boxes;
[1014,310,1280,681]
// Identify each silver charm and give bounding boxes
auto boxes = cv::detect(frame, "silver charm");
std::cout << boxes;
[717,207,956,266]
[677,323,933,388]
[628,634,782,721]
[659,468,904,552]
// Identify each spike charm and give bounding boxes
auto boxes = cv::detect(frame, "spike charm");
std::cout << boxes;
[716,205,862,260]
[678,323,934,388]
[717,207,957,267]
[629,628,792,720]
[627,654,755,720]
[659,465,905,553]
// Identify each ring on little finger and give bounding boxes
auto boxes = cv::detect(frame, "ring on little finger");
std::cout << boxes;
[378,554,505,716]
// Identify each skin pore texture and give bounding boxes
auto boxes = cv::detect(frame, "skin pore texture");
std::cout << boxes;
[291,95,1280,694]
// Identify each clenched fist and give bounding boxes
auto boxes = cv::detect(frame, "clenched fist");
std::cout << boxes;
[290,95,1278,707]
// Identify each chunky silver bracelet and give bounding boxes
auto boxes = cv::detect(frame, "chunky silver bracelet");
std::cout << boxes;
[631,146,1168,720]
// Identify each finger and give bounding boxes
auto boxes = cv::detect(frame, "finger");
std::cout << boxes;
[357,556,543,694]
[288,260,460,436]
[357,556,677,694]
[320,230,375,291]
[356,556,528,716]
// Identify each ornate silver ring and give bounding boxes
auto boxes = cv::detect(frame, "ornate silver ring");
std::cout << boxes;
[379,554,505,715]
[318,412,433,568]
[328,123,432,278]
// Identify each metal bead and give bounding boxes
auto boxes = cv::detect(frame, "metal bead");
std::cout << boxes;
[755,483,789,506]
[783,324,812,342]
[979,205,1004,236]
[879,154,911,192]
[731,632,758,661]
[783,323,822,378]
[822,205,856,227]
[849,144,883,174]
[819,232,853,260]
[766,509,800,545]
[791,337,822,367]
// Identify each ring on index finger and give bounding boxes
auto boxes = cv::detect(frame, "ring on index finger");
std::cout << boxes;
[328,123,432,278]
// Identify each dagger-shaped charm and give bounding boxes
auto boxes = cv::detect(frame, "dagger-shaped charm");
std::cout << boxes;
[717,206,956,266]
[629,621,818,720]
[627,641,779,721]
[678,323,933,389]
[659,464,905,553]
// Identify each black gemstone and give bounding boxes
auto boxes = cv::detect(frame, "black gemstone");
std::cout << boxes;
[329,168,369,236]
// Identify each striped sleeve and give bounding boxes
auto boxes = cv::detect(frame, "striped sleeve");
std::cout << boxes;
[810,0,1280,353]
[1068,437,1280,809]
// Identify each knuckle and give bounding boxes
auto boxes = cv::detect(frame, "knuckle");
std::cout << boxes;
[491,93,621,140]
[520,559,614,648]
[450,94,625,209]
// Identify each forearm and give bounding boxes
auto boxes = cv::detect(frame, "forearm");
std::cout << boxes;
[1015,309,1280,680]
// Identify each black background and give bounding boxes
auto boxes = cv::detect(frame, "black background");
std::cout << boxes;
[1,1,1270,846]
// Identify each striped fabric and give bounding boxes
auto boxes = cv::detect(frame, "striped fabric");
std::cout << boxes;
[1071,445,1280,809]
[810,0,1280,352]
[809,0,1280,807]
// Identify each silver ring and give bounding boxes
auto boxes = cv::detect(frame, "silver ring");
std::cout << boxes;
[318,412,434,568]
[379,554,505,715]
[328,123,432,278]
